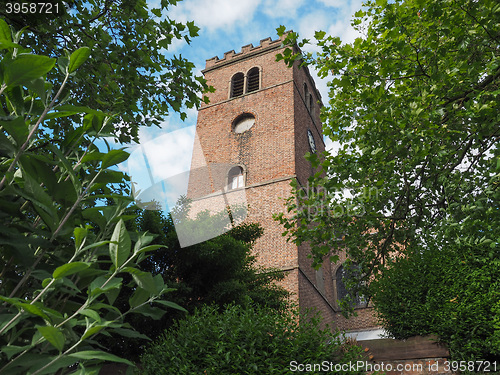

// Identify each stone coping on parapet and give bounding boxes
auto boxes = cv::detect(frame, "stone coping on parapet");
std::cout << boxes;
[203,31,293,72]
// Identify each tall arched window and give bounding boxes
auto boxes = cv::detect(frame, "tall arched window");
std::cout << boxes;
[231,73,244,98]
[228,166,245,190]
[304,83,310,110]
[246,67,260,93]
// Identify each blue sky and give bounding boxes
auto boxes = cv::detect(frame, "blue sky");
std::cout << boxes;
[125,0,364,211]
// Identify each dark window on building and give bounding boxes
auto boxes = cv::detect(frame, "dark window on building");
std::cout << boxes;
[304,83,310,110]
[246,67,260,93]
[231,73,244,97]
[336,263,365,308]
[228,166,245,190]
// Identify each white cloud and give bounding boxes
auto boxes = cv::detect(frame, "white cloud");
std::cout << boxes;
[316,0,345,7]
[127,126,196,196]
[169,0,262,32]
[261,0,305,18]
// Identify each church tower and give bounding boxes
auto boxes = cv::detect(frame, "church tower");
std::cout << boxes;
[186,33,377,330]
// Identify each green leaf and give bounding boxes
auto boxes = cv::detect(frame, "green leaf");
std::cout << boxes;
[68,351,134,366]
[23,77,47,103]
[90,276,123,297]
[123,267,156,294]
[4,54,56,88]
[133,244,164,256]
[109,219,131,269]
[0,40,20,50]
[129,287,150,308]
[0,313,18,334]
[131,304,166,320]
[82,208,107,231]
[2,345,32,360]
[68,47,91,73]
[82,112,107,132]
[101,149,129,169]
[0,116,28,146]
[21,170,58,232]
[18,303,50,321]
[74,227,87,250]
[81,324,106,340]
[0,129,16,156]
[111,327,150,340]
[45,104,102,120]
[53,262,90,279]
[132,232,154,253]
[48,144,82,194]
[22,354,78,375]
[80,240,113,252]
[69,368,101,375]
[314,30,326,40]
[0,19,11,42]
[36,325,65,352]
[79,308,101,322]
[105,287,120,305]
[57,56,69,75]
[153,299,188,313]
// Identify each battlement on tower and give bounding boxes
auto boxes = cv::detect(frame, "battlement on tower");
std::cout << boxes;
[204,32,292,70]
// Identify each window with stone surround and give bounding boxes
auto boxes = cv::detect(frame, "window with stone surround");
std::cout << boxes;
[227,166,245,190]
[233,113,255,133]
[246,67,260,93]
[231,72,244,97]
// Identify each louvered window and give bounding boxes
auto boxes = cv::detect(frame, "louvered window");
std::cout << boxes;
[246,67,260,93]
[231,73,244,97]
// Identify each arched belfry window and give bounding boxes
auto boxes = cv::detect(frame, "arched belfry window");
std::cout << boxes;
[336,262,365,308]
[227,166,245,190]
[231,73,244,98]
[246,67,260,93]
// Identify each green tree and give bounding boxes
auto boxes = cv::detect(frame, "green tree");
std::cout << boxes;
[102,208,289,361]
[0,17,193,373]
[371,174,500,361]
[275,0,500,362]
[141,303,365,375]
[1,0,210,143]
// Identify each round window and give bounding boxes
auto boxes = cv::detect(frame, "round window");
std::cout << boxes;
[233,114,255,133]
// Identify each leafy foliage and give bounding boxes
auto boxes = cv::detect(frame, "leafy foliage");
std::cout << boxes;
[371,163,500,362]
[141,303,365,375]
[0,20,187,374]
[102,209,290,361]
[275,0,500,362]
[1,0,211,142]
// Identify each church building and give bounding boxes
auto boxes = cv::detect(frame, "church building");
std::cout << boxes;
[186,33,379,336]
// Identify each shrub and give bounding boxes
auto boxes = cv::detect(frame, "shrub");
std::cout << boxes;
[141,303,365,375]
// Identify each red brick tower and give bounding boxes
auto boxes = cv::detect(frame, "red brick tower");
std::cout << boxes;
[186,34,378,331]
